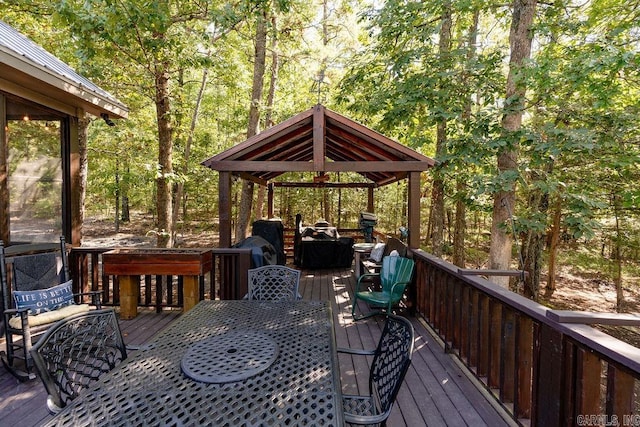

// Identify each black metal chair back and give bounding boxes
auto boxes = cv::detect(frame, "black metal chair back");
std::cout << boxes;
[247,265,301,301]
[30,309,127,413]
[370,315,414,413]
[340,314,415,426]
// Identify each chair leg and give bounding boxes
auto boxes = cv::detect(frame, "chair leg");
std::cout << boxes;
[2,325,37,381]
[1,351,36,381]
[351,297,380,321]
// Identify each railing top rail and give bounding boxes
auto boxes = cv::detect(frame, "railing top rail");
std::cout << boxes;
[72,247,253,256]
[414,249,640,375]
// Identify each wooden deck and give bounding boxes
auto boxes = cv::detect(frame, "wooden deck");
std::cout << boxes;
[1,266,515,426]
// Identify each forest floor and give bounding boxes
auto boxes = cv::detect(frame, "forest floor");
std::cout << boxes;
[81,213,640,347]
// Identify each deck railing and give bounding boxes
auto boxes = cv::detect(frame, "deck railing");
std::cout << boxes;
[69,247,252,310]
[412,249,640,427]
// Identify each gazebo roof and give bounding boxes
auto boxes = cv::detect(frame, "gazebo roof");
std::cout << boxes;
[202,104,434,186]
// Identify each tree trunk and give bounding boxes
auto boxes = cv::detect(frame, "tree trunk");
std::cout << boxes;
[155,61,174,248]
[430,1,452,258]
[236,10,268,242]
[453,8,479,268]
[521,185,545,300]
[255,14,279,222]
[174,67,208,226]
[453,180,466,267]
[612,193,625,311]
[489,0,537,287]
[545,197,562,295]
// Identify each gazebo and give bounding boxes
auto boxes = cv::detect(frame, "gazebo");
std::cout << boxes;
[202,104,434,250]
[0,20,128,245]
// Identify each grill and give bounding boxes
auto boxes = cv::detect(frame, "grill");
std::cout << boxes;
[359,212,377,243]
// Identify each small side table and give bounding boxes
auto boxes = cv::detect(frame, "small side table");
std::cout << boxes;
[353,243,375,278]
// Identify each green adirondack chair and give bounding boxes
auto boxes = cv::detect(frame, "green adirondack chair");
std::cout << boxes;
[351,255,415,320]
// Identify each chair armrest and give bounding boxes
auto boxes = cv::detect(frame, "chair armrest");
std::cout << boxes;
[4,307,28,316]
[344,410,390,425]
[355,273,380,292]
[3,307,30,330]
[389,281,411,295]
[74,291,102,309]
[337,347,375,356]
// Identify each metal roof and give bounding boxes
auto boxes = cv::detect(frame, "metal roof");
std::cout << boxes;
[0,19,128,118]
[202,104,434,186]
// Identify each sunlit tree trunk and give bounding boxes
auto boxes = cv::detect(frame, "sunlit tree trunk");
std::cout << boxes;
[175,67,208,225]
[489,0,537,286]
[453,8,479,268]
[236,9,267,242]
[430,0,452,258]
[255,14,279,221]
[155,60,174,248]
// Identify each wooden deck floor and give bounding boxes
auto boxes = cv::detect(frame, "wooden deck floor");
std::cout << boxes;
[1,266,516,426]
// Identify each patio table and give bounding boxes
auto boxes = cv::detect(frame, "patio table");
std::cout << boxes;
[44,300,344,426]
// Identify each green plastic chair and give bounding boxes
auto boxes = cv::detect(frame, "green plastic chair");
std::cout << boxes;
[352,256,415,320]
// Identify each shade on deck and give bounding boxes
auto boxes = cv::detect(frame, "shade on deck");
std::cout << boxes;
[0,266,513,427]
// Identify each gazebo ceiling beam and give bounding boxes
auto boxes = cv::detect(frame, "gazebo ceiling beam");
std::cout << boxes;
[237,172,268,186]
[272,181,377,189]
[206,109,313,162]
[230,127,312,161]
[325,110,434,165]
[211,160,430,173]
[327,129,393,161]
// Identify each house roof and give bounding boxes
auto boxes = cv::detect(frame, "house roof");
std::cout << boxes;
[202,104,434,186]
[0,19,128,119]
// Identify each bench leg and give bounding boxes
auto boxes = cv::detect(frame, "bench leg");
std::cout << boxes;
[183,275,200,313]
[119,275,139,320]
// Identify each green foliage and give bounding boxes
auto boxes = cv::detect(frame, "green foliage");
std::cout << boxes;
[3,0,640,288]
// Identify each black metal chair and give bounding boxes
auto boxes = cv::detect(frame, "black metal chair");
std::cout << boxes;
[339,315,415,426]
[1,237,101,380]
[246,265,302,301]
[30,309,127,414]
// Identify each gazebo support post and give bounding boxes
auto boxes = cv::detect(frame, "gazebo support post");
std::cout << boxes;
[219,171,232,248]
[407,171,421,249]
[367,187,374,213]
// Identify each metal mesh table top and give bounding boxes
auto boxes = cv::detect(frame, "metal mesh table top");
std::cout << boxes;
[45,300,343,426]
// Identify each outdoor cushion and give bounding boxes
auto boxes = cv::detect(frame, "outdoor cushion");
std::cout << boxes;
[13,280,74,315]
[369,243,386,262]
[8,303,91,329]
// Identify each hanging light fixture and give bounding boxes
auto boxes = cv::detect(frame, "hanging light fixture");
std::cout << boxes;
[101,113,116,126]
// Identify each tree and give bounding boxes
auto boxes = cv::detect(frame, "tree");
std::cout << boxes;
[236,7,268,242]
[488,0,537,287]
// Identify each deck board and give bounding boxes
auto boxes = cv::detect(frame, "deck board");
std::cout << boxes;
[1,265,514,426]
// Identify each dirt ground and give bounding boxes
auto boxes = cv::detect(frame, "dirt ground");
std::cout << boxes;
[81,214,640,347]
